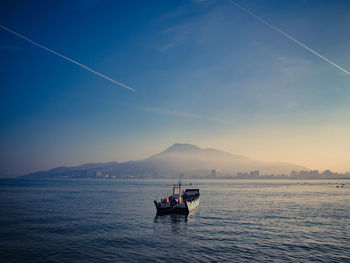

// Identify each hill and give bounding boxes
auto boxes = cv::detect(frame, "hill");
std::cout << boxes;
[20,143,306,179]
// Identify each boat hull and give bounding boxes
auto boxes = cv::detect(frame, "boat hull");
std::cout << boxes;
[186,197,200,212]
[154,197,200,215]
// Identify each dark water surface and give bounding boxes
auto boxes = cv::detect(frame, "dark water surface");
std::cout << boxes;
[1,179,349,262]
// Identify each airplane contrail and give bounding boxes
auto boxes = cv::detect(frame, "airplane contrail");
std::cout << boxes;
[230,0,350,76]
[0,24,135,92]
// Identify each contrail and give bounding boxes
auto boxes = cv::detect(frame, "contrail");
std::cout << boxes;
[0,24,135,91]
[230,0,350,76]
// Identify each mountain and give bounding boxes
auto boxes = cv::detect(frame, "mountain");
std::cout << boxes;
[20,143,307,179]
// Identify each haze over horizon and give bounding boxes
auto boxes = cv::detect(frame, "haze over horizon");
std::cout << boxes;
[1,0,350,177]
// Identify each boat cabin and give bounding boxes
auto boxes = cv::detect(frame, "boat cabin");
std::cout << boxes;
[182,189,200,202]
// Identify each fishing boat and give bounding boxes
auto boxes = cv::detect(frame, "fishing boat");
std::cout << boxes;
[154,183,200,214]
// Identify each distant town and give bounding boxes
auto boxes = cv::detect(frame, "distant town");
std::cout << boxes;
[215,169,350,179]
[88,169,350,180]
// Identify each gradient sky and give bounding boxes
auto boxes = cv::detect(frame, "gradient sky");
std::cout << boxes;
[1,0,350,176]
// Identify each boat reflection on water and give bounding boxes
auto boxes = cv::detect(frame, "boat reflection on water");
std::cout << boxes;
[154,213,189,224]
[153,213,192,234]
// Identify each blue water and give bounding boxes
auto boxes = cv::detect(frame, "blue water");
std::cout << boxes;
[0,179,349,262]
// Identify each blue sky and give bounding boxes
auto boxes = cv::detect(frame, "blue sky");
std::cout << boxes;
[1,0,350,176]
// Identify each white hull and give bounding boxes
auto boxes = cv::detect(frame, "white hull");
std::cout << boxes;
[186,197,200,212]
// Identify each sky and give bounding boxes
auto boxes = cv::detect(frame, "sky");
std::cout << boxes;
[1,0,350,177]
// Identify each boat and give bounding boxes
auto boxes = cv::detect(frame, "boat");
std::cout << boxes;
[154,183,200,214]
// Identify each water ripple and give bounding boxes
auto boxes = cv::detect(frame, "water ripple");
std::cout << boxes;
[1,179,350,262]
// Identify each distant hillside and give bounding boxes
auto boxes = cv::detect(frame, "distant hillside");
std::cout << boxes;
[20,143,307,179]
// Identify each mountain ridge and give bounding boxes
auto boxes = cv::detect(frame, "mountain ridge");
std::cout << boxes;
[20,143,307,179]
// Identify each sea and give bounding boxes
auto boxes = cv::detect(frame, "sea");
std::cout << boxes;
[0,179,349,262]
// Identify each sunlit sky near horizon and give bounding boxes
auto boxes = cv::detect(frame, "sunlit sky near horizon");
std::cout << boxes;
[1,0,350,176]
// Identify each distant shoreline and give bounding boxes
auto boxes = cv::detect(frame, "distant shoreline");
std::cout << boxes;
[1,177,350,180]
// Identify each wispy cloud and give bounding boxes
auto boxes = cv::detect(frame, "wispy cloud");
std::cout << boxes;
[158,23,193,52]
[275,56,313,75]
[139,106,229,124]
[0,24,135,92]
[157,2,227,53]
[230,0,350,76]
[159,43,176,53]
